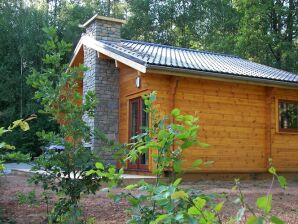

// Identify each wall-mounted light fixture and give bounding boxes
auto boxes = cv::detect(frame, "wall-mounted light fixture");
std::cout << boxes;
[135,76,141,88]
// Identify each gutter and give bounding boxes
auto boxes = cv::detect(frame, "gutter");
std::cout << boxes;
[146,65,298,89]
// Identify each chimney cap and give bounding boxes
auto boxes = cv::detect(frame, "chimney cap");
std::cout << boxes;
[81,14,126,28]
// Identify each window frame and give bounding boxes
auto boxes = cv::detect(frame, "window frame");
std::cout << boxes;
[278,99,298,133]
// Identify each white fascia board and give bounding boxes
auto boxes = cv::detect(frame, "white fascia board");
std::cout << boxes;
[69,38,84,67]
[81,36,147,73]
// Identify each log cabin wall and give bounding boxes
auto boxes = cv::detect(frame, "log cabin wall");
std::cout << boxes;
[118,65,173,172]
[175,77,267,172]
[271,88,298,171]
[118,64,298,173]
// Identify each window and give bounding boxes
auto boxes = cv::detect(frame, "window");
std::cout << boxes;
[279,100,298,132]
[127,97,149,170]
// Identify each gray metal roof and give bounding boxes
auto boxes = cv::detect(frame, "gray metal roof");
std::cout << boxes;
[100,39,298,85]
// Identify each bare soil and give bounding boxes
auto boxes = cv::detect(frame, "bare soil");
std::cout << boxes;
[0,174,298,224]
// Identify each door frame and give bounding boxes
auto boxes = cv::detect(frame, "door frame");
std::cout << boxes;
[127,97,149,171]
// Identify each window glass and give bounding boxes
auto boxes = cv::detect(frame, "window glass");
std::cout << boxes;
[279,100,298,131]
[141,100,149,133]
[130,101,139,138]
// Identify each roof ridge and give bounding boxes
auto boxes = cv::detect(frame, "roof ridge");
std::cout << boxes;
[120,39,241,59]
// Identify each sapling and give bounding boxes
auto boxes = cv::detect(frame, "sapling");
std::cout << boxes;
[27,27,121,223]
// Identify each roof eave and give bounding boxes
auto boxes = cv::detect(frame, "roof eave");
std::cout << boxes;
[147,65,298,89]
[69,36,147,73]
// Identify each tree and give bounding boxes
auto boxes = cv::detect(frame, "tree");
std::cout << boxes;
[122,0,297,73]
[27,27,120,223]
[0,0,58,157]
[234,0,298,73]
[0,0,128,157]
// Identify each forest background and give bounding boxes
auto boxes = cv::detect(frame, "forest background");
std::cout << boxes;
[0,0,297,157]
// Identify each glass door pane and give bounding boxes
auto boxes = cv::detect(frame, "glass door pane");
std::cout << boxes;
[127,97,149,170]
[139,100,148,166]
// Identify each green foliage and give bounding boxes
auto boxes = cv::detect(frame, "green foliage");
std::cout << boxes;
[1,0,296,161]
[0,0,58,158]
[110,92,223,223]
[233,162,286,224]
[27,27,120,223]
[0,116,34,174]
[1,151,31,163]
[107,92,288,224]
[233,0,298,73]
[0,0,127,159]
[124,92,203,179]
[122,0,297,73]
[16,190,38,205]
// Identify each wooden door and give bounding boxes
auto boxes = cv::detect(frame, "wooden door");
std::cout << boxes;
[127,97,149,171]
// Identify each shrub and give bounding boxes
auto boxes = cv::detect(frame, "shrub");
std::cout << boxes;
[27,27,121,223]
[17,190,38,205]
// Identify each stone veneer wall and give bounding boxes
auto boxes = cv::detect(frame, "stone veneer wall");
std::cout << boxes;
[83,18,121,165]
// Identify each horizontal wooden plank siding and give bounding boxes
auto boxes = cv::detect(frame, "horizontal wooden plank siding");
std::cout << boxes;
[119,64,298,173]
[271,88,298,171]
[118,66,172,171]
[175,77,267,172]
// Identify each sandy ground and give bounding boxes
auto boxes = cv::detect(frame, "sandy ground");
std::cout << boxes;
[0,174,297,224]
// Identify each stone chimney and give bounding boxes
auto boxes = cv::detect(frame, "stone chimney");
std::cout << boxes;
[82,15,125,165]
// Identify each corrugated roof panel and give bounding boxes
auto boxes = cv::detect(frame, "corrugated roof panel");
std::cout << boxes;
[99,39,298,85]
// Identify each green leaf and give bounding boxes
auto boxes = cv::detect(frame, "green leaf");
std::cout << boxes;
[184,115,194,121]
[268,166,276,175]
[124,184,138,190]
[175,115,184,121]
[173,160,182,173]
[171,108,180,117]
[247,216,265,224]
[128,197,139,206]
[256,194,272,213]
[151,214,169,224]
[11,120,22,129]
[188,206,200,215]
[199,142,209,148]
[95,162,104,170]
[173,178,182,187]
[85,170,95,176]
[19,121,30,131]
[193,197,206,209]
[270,216,284,224]
[0,127,5,136]
[181,141,193,149]
[214,201,224,213]
[171,190,188,200]
[277,175,287,189]
[191,159,203,168]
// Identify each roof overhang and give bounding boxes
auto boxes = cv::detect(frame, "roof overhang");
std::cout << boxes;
[69,35,147,73]
[70,36,298,89]
[147,65,298,89]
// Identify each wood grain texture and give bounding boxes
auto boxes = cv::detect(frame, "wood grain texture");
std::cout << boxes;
[118,65,298,173]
